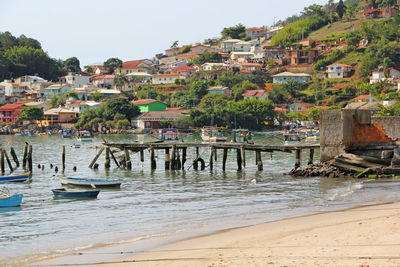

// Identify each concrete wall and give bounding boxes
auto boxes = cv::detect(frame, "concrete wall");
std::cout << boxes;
[320,110,345,162]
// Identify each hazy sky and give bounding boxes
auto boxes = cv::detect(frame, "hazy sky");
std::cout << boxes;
[1,0,328,67]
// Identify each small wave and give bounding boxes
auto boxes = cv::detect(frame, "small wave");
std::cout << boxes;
[326,182,363,201]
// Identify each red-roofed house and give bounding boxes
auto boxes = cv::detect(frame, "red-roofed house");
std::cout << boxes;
[170,66,196,76]
[242,90,268,100]
[67,101,102,113]
[326,63,353,78]
[239,62,263,73]
[289,102,314,112]
[326,83,349,91]
[245,27,266,40]
[370,67,400,84]
[91,74,115,88]
[0,102,26,124]
[274,107,288,112]
[152,74,186,85]
[116,59,154,75]
[353,94,374,101]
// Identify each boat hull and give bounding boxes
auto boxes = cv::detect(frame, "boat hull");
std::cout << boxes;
[0,194,23,207]
[52,188,100,198]
[0,174,30,183]
[60,177,121,188]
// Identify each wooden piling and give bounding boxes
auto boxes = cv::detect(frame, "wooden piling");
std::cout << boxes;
[240,146,246,168]
[4,151,13,172]
[109,149,120,168]
[89,147,105,168]
[256,150,263,171]
[222,148,228,171]
[236,148,242,171]
[196,147,199,157]
[140,149,144,162]
[295,149,301,169]
[170,145,176,170]
[308,148,314,165]
[182,147,187,170]
[150,147,156,170]
[104,147,111,169]
[28,145,33,173]
[22,144,28,169]
[62,145,66,171]
[10,147,19,167]
[125,148,132,170]
[209,146,214,171]
[165,148,170,170]
[0,149,4,173]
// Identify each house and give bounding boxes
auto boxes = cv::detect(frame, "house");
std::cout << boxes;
[206,86,230,95]
[288,102,314,112]
[188,44,217,55]
[65,73,91,88]
[91,74,115,88]
[0,102,26,124]
[165,46,182,57]
[326,63,353,79]
[266,26,283,39]
[233,41,253,52]
[0,85,5,104]
[125,72,153,83]
[352,94,374,102]
[152,74,186,85]
[239,62,263,73]
[263,46,287,64]
[242,90,268,100]
[67,101,102,113]
[116,59,154,75]
[245,27,266,40]
[230,52,255,63]
[43,84,71,100]
[93,65,108,74]
[298,40,316,47]
[286,49,318,65]
[272,72,311,83]
[40,107,78,127]
[132,110,187,129]
[167,60,187,69]
[0,80,29,98]
[202,63,229,71]
[176,54,200,64]
[14,75,51,99]
[170,66,196,76]
[370,67,400,84]
[220,39,241,52]
[131,99,167,112]
[361,7,399,19]
[95,89,121,98]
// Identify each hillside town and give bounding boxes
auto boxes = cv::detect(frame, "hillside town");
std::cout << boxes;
[1,1,400,134]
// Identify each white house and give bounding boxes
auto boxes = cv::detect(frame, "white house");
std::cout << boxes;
[233,41,253,52]
[326,63,353,79]
[0,85,5,104]
[230,52,255,63]
[370,67,400,84]
[65,73,91,88]
[152,74,186,85]
[0,80,29,98]
[91,74,115,88]
[43,84,71,100]
[202,63,229,71]
[245,27,266,40]
[220,39,241,52]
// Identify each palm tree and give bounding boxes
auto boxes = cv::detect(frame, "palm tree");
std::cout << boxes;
[113,73,128,91]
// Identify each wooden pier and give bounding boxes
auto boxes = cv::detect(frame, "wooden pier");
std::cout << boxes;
[89,142,320,171]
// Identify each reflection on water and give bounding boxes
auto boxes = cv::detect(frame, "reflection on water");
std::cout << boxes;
[0,133,399,264]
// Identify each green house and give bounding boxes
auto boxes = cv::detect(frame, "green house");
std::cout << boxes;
[132,99,167,112]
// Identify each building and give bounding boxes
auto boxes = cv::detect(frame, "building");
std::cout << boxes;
[0,102,26,124]
[286,49,318,65]
[220,39,241,52]
[232,41,253,52]
[132,110,187,129]
[242,90,268,100]
[326,63,353,79]
[65,73,91,88]
[41,107,78,127]
[230,52,255,63]
[288,102,314,112]
[43,84,71,100]
[67,101,102,113]
[0,85,5,104]
[263,46,287,64]
[266,26,283,39]
[152,74,186,85]
[170,66,196,76]
[239,62,263,73]
[91,74,115,88]
[272,72,311,83]
[245,27,266,40]
[0,80,29,98]
[132,99,167,112]
[202,63,229,71]
[206,86,230,95]
[370,67,400,84]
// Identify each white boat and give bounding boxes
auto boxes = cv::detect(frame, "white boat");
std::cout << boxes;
[201,127,227,142]
[160,128,179,141]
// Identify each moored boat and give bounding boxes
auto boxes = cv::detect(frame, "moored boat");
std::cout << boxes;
[160,128,179,141]
[201,126,227,142]
[62,128,73,138]
[52,188,100,198]
[0,173,30,183]
[0,189,23,207]
[76,130,93,142]
[59,176,122,188]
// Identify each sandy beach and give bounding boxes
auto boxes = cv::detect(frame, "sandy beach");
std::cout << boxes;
[29,202,400,267]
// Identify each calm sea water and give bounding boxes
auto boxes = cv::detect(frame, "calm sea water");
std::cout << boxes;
[1,133,400,265]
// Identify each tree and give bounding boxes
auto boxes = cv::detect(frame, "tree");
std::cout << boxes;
[189,80,208,100]
[171,40,179,49]
[103,57,122,74]
[17,106,43,121]
[116,119,130,129]
[301,4,324,17]
[199,94,230,109]
[49,95,58,108]
[370,0,377,8]
[91,91,105,102]
[283,80,301,98]
[216,71,244,89]
[64,57,81,73]
[336,0,347,20]
[16,34,41,49]
[192,51,222,64]
[113,73,128,90]
[221,24,246,39]
[379,0,397,7]
[327,0,336,24]
[102,98,140,121]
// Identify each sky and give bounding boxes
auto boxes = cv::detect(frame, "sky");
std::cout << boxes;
[0,0,328,67]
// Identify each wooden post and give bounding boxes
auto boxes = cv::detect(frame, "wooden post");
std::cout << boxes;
[89,147,105,168]
[196,147,199,157]
[175,148,181,170]
[170,145,176,170]
[222,148,228,171]
[165,148,170,170]
[214,148,217,161]
[62,145,66,171]
[150,147,156,170]
[10,147,19,167]
[240,146,246,168]
[308,149,314,165]
[28,145,33,173]
[295,149,301,169]
[140,149,144,162]
[256,150,263,171]
[104,147,111,169]
[125,148,131,170]
[236,148,242,171]
[22,144,28,169]
[0,149,4,173]
[209,146,214,171]
[182,147,187,170]
[109,149,120,168]
[4,151,13,172]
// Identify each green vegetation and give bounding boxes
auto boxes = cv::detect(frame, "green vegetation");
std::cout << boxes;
[221,24,246,39]
[17,106,44,121]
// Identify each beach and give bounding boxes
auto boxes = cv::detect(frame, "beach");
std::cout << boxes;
[30,201,400,267]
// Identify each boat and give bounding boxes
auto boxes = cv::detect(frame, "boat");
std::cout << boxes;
[0,188,23,207]
[59,176,122,188]
[52,188,100,198]
[15,130,35,137]
[283,133,301,143]
[0,173,30,183]
[232,129,254,144]
[201,127,227,142]
[71,143,81,148]
[160,128,179,141]
[305,132,320,141]
[76,130,93,142]
[62,128,73,138]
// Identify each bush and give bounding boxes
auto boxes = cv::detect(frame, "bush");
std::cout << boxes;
[314,50,344,71]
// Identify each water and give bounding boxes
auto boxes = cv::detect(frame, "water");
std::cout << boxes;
[1,133,400,265]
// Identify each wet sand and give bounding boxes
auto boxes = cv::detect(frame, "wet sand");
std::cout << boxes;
[30,202,400,266]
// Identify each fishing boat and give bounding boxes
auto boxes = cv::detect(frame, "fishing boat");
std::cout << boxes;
[201,126,227,142]
[71,143,81,148]
[283,132,301,144]
[0,173,30,183]
[15,130,35,137]
[59,176,122,188]
[0,188,23,207]
[160,128,179,141]
[232,129,254,144]
[305,132,320,141]
[51,188,100,198]
[76,130,93,142]
[62,128,73,138]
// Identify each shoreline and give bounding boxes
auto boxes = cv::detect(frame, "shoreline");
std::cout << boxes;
[26,201,400,266]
